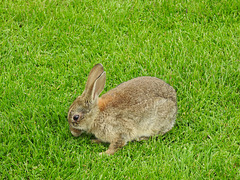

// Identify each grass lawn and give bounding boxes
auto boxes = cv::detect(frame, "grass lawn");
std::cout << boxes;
[1,0,239,179]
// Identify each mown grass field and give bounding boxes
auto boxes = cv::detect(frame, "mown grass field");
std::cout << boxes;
[1,0,239,179]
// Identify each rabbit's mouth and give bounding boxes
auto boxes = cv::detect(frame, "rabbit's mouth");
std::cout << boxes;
[71,123,85,131]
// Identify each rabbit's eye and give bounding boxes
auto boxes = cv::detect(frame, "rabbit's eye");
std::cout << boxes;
[73,115,79,121]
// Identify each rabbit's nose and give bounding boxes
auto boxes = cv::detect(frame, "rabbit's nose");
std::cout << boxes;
[73,115,79,121]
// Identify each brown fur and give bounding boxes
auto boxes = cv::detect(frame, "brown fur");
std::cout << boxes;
[98,95,116,111]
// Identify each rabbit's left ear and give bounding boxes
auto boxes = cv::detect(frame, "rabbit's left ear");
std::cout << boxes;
[91,71,106,101]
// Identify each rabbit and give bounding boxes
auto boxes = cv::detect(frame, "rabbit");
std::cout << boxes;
[68,63,177,155]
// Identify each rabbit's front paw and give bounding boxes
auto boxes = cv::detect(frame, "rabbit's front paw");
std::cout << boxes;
[99,151,110,156]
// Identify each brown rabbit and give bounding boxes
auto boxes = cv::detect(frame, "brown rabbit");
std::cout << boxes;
[68,64,177,155]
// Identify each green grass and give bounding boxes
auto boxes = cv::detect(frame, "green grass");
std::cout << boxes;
[1,0,239,179]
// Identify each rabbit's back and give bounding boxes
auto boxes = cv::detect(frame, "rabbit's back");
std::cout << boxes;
[98,76,177,111]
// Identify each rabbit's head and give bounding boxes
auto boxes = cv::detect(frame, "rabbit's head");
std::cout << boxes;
[67,64,106,136]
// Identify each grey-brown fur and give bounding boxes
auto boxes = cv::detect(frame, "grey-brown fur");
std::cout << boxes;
[68,64,177,155]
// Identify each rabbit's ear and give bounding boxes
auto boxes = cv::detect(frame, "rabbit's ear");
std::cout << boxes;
[83,64,106,102]
[91,71,106,100]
